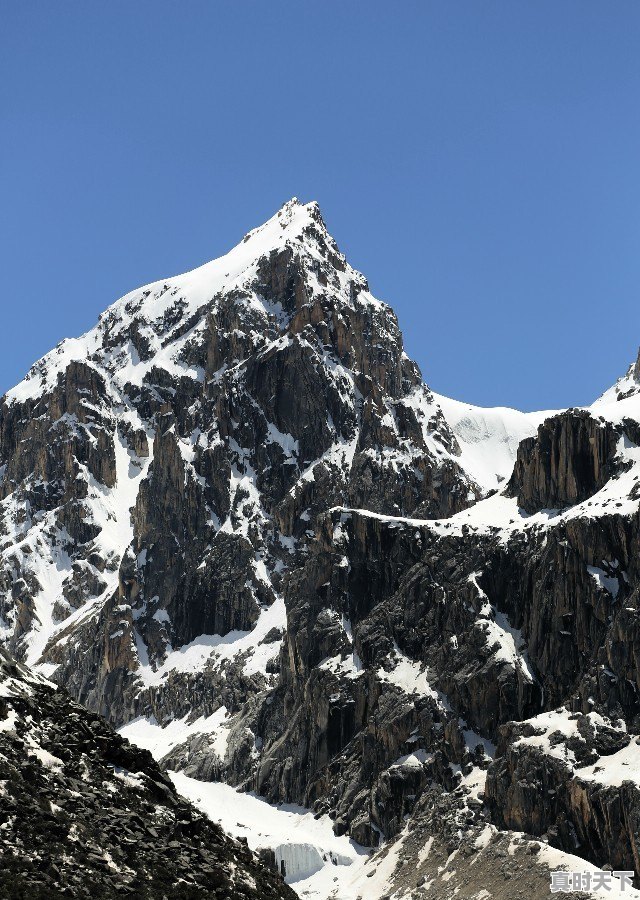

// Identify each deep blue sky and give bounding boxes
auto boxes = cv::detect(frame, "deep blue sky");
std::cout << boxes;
[2,2,639,410]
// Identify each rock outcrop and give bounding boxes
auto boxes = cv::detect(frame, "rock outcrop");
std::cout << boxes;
[486,712,640,878]
[508,410,620,513]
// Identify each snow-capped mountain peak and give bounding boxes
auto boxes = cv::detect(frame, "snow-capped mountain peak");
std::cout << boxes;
[5,198,368,407]
[0,198,488,723]
[3,201,640,900]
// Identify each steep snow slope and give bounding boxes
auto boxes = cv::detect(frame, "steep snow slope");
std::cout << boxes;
[426,376,640,537]
[170,774,368,898]
[434,393,555,491]
[7,200,327,405]
[169,772,640,900]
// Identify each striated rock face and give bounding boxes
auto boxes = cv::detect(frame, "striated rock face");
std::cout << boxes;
[486,713,640,878]
[213,508,533,843]
[214,393,640,875]
[508,410,621,513]
[0,645,295,899]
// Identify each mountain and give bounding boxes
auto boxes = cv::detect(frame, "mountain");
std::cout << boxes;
[0,198,527,732]
[2,198,640,898]
[0,644,295,899]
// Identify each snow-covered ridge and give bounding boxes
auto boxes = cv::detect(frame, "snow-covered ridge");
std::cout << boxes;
[1,199,365,680]
[433,392,555,491]
[4,195,557,498]
[3,197,640,900]
[335,371,640,541]
[5,198,365,406]
[0,196,547,691]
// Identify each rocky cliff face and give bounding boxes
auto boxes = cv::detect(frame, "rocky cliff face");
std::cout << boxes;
[2,200,640,898]
[508,410,621,513]
[486,712,640,879]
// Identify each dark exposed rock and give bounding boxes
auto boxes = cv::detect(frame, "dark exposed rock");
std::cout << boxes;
[486,719,640,878]
[508,410,620,513]
[0,198,480,734]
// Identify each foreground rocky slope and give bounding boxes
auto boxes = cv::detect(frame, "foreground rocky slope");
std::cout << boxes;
[1,199,640,898]
[0,645,294,899]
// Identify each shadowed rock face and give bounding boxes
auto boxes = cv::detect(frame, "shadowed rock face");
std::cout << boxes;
[0,646,295,899]
[208,491,640,882]
[209,408,640,873]
[230,468,640,870]
[508,410,620,513]
[485,715,640,878]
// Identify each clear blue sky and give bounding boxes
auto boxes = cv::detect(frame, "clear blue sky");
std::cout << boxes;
[2,2,639,410]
